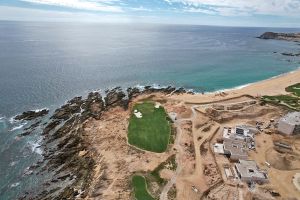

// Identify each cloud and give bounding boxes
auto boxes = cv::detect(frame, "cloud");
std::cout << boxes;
[20,0,123,12]
[165,0,300,16]
[130,6,152,12]
[0,5,130,22]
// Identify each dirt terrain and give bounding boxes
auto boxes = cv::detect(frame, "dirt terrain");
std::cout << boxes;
[48,70,300,200]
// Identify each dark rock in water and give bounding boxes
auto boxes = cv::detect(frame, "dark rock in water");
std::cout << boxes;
[142,85,180,95]
[282,52,294,56]
[31,92,106,199]
[127,87,141,99]
[174,87,187,94]
[27,85,193,199]
[19,131,32,137]
[51,96,83,120]
[281,52,300,57]
[24,120,41,131]
[15,109,49,121]
[105,87,126,108]
[19,120,42,137]
[165,86,177,93]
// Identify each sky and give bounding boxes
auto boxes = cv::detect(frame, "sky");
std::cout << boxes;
[1,0,300,27]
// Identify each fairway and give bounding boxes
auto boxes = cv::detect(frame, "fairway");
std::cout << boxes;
[132,175,155,200]
[262,83,300,111]
[128,102,171,153]
[132,175,154,200]
[286,83,300,97]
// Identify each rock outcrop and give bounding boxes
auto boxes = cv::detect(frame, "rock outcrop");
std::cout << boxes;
[258,32,300,42]
[281,52,300,57]
[15,109,49,121]
[19,86,193,199]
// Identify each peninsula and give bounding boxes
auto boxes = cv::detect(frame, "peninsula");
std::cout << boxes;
[17,69,300,200]
[12,32,300,200]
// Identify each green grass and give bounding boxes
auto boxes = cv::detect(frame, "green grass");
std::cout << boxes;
[262,95,300,111]
[128,102,171,153]
[132,175,155,200]
[286,83,300,97]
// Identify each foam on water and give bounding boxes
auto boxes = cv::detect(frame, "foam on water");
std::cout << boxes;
[10,122,27,131]
[10,182,20,188]
[208,66,300,94]
[28,139,43,155]
[32,107,48,112]
[9,116,18,124]
[9,161,18,167]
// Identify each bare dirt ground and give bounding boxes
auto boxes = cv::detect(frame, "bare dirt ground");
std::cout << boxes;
[79,70,300,200]
[83,104,174,200]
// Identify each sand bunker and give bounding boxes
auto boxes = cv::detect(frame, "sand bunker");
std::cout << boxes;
[134,110,143,118]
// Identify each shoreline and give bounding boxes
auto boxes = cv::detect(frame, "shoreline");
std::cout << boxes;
[170,67,300,104]
[3,67,299,120]
[205,66,300,94]
[3,67,299,200]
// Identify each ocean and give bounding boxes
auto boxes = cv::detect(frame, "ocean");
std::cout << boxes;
[0,21,300,199]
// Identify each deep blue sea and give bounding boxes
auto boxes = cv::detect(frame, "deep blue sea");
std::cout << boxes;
[0,21,300,199]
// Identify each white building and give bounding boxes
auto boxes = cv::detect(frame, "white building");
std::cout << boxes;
[278,112,300,135]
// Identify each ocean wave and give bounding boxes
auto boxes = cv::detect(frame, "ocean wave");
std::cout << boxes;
[9,161,18,167]
[28,139,43,155]
[9,116,18,124]
[134,83,195,93]
[206,66,300,94]
[32,107,49,112]
[10,182,20,188]
[208,83,253,94]
[10,122,27,131]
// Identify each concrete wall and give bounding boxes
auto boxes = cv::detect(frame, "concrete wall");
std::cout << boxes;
[230,154,248,161]
[278,120,295,135]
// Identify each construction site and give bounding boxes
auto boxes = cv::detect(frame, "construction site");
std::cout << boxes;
[163,93,300,200]
[79,78,300,200]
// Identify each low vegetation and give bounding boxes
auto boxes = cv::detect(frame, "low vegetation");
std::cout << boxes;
[286,83,300,97]
[262,95,300,111]
[150,155,177,185]
[262,83,300,111]
[132,175,155,200]
[128,102,171,153]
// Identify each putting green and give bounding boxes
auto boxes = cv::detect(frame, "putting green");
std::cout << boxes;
[128,102,171,153]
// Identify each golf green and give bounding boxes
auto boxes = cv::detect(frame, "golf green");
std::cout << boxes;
[128,102,171,153]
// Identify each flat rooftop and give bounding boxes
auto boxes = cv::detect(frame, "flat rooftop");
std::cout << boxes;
[235,160,267,179]
[224,140,247,157]
[280,112,300,125]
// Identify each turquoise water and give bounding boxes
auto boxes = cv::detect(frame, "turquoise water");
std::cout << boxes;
[0,21,300,199]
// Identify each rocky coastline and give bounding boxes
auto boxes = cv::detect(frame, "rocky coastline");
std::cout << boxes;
[17,85,192,199]
[258,32,300,42]
[258,32,300,59]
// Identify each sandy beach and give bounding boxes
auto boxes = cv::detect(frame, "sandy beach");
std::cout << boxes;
[170,68,300,103]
